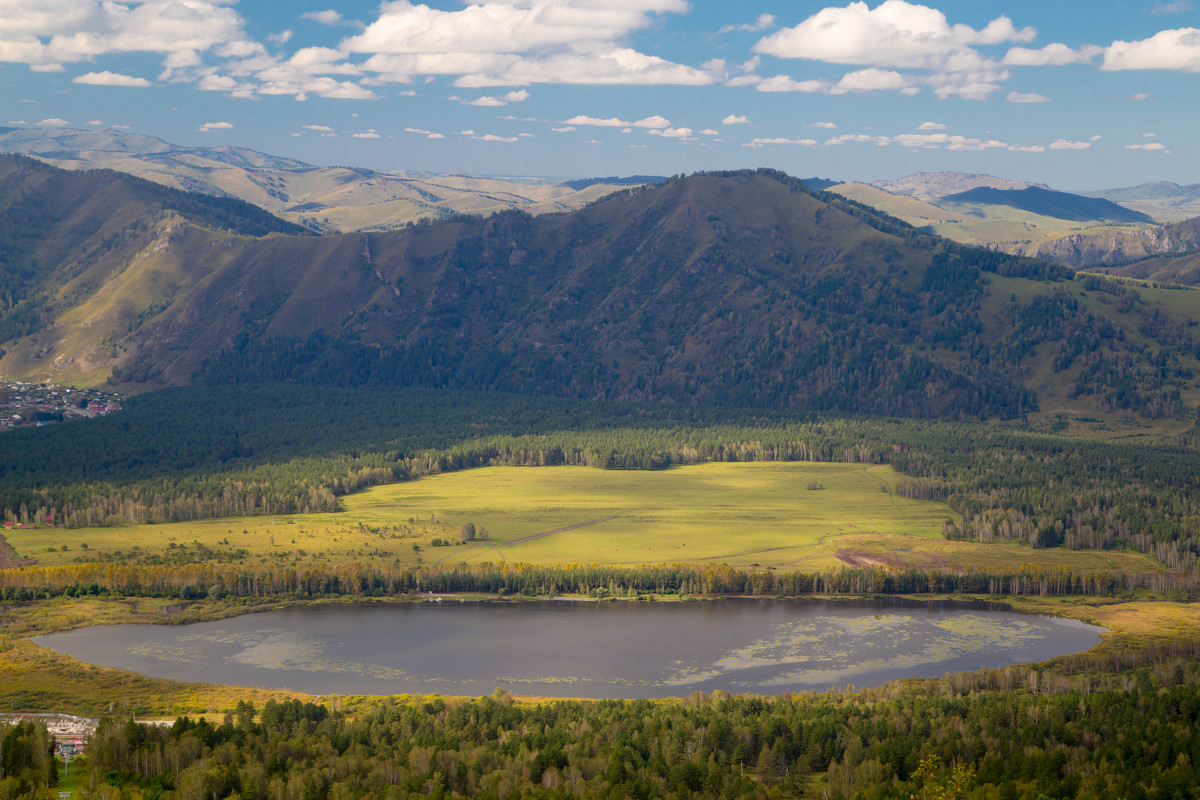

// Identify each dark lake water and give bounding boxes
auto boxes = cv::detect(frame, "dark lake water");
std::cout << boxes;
[34,598,1103,698]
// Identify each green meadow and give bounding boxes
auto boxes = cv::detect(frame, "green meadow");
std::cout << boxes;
[347,462,935,570]
[10,462,1160,574]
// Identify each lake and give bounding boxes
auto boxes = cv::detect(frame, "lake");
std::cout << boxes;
[34,597,1103,698]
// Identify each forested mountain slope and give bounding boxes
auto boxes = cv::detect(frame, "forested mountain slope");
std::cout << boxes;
[4,161,1200,422]
[1098,247,1200,285]
[0,155,305,377]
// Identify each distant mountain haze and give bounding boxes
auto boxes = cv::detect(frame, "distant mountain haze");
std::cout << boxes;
[0,127,651,234]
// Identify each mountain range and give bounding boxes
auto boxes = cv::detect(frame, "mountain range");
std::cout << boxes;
[12,127,1200,274]
[0,127,642,234]
[1085,181,1200,221]
[872,171,1051,201]
[827,172,1200,270]
[5,153,1200,428]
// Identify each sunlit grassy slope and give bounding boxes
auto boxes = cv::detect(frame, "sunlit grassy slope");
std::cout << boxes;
[10,463,1161,574]
[829,181,1140,250]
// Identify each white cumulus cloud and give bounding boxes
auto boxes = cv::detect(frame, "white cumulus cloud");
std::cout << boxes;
[717,13,776,35]
[73,70,151,87]
[1104,28,1200,71]
[819,131,1006,150]
[404,126,444,138]
[648,126,693,138]
[257,76,377,101]
[198,121,233,132]
[633,115,671,128]
[746,137,818,146]
[825,134,889,146]
[302,10,346,26]
[829,67,915,94]
[1049,139,1091,150]
[1006,91,1049,103]
[344,0,709,87]
[752,1,1035,100]
[722,114,750,125]
[754,1,1033,70]
[756,75,826,92]
[562,115,630,127]
[1003,43,1102,66]
[0,0,261,72]
[465,88,530,106]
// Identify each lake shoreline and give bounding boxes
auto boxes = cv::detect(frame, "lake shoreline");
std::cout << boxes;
[8,587,1121,638]
[32,594,1107,700]
[8,590,1194,716]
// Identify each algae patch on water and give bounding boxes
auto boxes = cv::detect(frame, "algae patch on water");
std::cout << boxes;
[664,612,1052,689]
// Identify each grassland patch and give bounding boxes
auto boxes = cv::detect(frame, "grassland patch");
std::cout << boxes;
[7,461,1164,575]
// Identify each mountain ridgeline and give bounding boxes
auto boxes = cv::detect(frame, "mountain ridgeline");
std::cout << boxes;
[4,157,1200,421]
[167,169,1060,418]
[941,186,1155,224]
[0,154,306,346]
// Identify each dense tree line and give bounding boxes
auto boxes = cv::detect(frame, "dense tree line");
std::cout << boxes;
[0,720,56,798]
[0,560,1171,603]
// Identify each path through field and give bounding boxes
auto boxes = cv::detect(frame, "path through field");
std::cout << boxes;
[0,532,34,569]
[505,516,621,546]
[432,515,621,567]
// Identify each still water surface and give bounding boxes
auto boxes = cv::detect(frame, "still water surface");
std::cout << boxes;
[34,598,1103,698]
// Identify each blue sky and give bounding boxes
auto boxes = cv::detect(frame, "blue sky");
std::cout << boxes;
[2,0,1198,188]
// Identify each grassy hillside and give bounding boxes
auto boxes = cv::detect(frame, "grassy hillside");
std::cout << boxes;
[0,155,306,383]
[828,182,966,228]
[940,186,1153,224]
[833,181,1098,247]
[830,180,1174,267]
[872,171,1046,200]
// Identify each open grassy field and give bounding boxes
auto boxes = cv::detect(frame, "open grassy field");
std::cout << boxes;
[7,462,1161,574]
